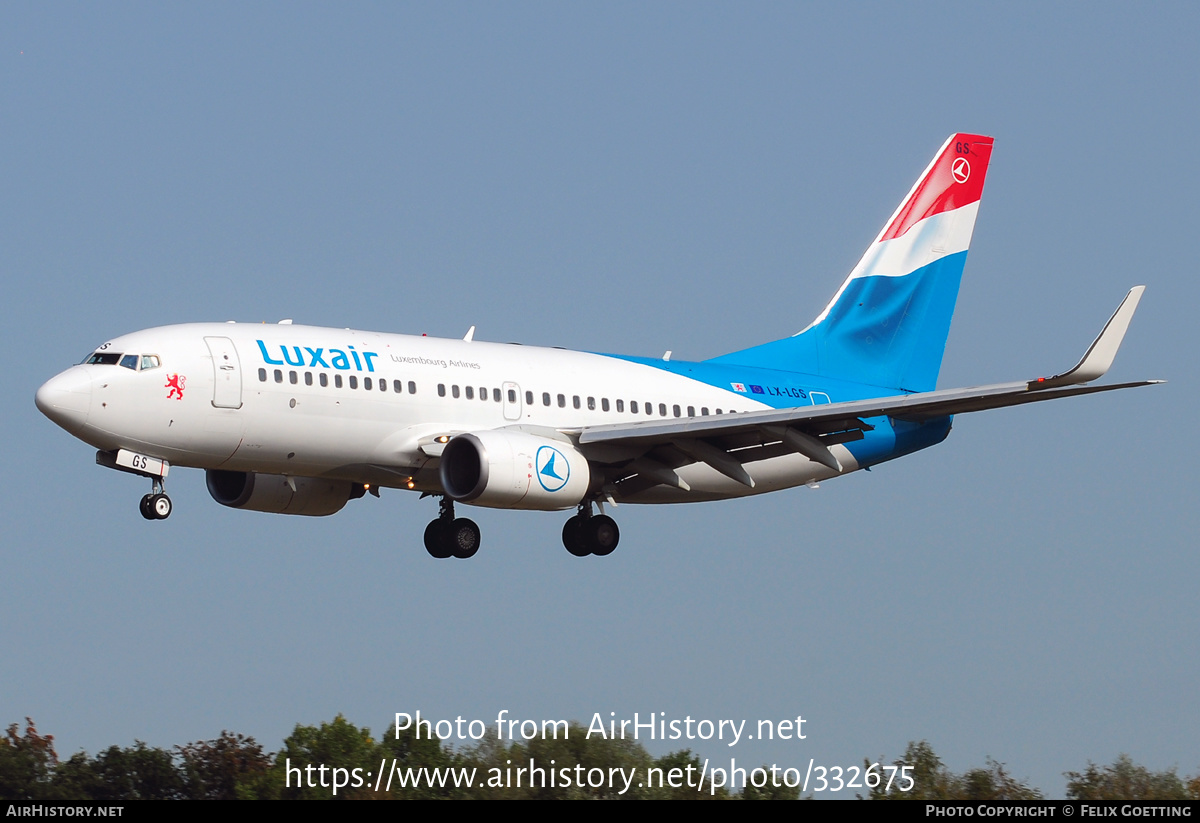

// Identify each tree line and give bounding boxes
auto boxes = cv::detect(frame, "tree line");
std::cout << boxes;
[1,716,1196,800]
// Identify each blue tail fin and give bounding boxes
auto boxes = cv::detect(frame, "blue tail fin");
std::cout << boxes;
[708,134,994,392]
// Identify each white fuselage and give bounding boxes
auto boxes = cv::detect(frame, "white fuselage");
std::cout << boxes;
[37,322,856,508]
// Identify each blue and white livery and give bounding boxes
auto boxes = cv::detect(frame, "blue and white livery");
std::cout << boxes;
[36,134,1160,558]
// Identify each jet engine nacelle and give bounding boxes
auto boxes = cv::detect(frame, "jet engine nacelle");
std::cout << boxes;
[440,431,591,510]
[205,470,360,516]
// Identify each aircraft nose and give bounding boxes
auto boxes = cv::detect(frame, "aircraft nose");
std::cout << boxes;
[36,367,93,433]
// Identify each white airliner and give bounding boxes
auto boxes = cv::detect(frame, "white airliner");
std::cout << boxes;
[36,134,1159,558]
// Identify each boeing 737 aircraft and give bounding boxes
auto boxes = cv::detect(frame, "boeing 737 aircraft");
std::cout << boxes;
[36,134,1159,559]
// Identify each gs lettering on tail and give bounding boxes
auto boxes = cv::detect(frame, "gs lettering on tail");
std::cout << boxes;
[256,340,379,372]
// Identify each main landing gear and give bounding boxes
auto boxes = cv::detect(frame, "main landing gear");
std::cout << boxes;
[424,496,480,559]
[139,476,172,521]
[562,501,619,557]
[421,496,621,559]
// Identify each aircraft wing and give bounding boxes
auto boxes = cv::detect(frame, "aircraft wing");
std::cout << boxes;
[577,287,1160,488]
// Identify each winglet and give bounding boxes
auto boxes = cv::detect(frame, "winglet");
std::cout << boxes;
[1029,286,1145,390]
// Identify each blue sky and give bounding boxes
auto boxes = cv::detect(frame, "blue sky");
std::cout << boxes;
[4,3,1196,797]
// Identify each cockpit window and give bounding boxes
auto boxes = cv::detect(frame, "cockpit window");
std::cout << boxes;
[85,352,122,366]
[140,355,160,370]
[119,354,139,370]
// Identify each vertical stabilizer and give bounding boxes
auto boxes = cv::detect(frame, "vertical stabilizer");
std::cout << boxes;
[710,134,994,392]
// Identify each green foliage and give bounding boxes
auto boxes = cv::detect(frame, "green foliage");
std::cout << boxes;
[740,767,802,800]
[177,731,272,800]
[460,722,655,799]
[867,741,1041,800]
[68,742,186,801]
[956,760,1043,801]
[867,741,949,800]
[379,720,463,799]
[646,749,729,799]
[1065,754,1190,800]
[0,719,58,800]
[48,752,107,800]
[10,717,1200,801]
[255,714,382,800]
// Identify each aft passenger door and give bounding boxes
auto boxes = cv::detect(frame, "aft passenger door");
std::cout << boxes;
[204,336,243,409]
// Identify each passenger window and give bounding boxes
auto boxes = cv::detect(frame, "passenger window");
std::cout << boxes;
[335,374,343,388]
[602,398,610,412]
[616,399,624,412]
[438,384,446,397]
[364,377,372,390]
[320,373,328,387]
[659,403,667,416]
[258,368,267,382]
[393,380,401,393]
[557,394,565,408]
[687,406,695,417]
[305,372,313,386]
[631,401,638,414]
[673,404,681,417]
[452,385,460,399]
[349,376,358,389]
[573,396,581,409]
[408,381,417,394]
[479,387,487,402]
[701,407,709,416]
[494,388,502,402]
[465,386,473,400]
[587,396,596,410]
[274,369,283,383]
[543,392,551,406]
[290,371,298,384]
[525,390,533,405]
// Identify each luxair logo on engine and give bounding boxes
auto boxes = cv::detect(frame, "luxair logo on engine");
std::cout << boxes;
[535,445,570,492]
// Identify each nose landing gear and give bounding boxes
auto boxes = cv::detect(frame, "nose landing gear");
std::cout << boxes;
[139,477,172,520]
[562,502,619,557]
[424,496,480,559]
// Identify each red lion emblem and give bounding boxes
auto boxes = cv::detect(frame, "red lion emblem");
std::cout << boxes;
[165,374,186,400]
